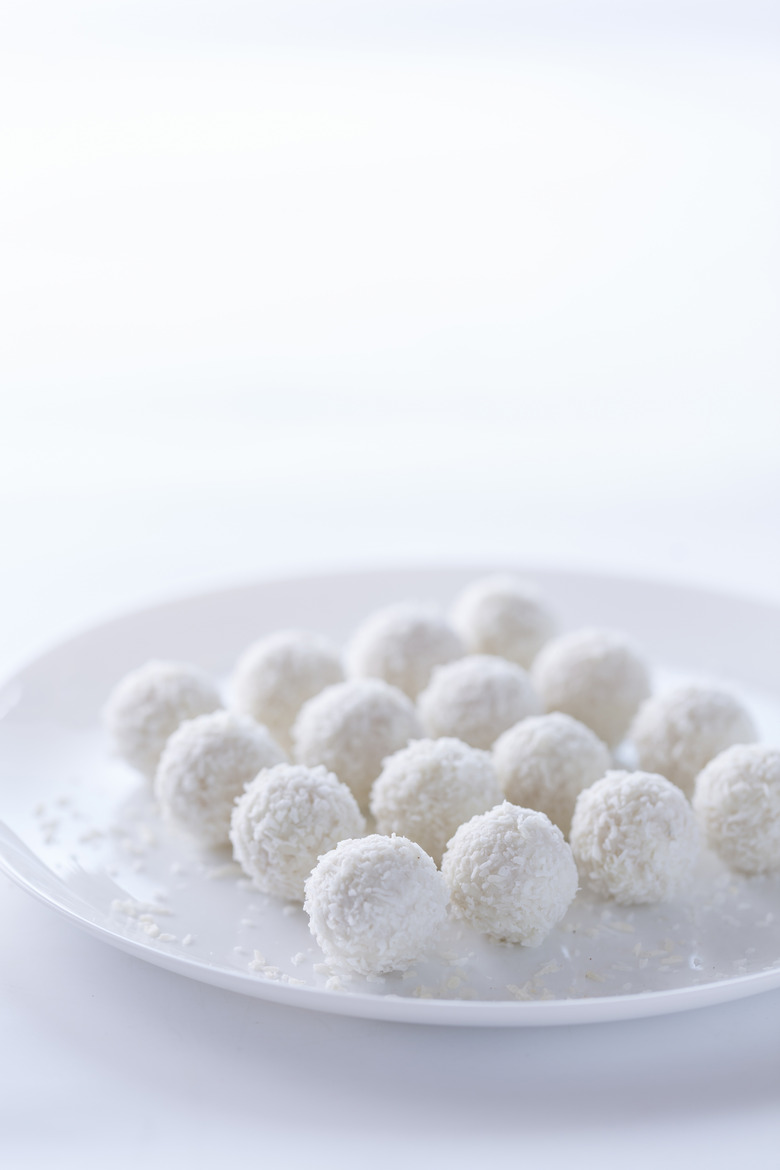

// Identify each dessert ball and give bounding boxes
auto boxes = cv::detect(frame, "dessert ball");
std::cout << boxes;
[441,802,578,945]
[451,574,557,667]
[155,710,285,846]
[292,679,422,810]
[569,770,699,904]
[532,628,650,747]
[230,629,343,753]
[631,683,757,797]
[493,712,611,836]
[693,744,780,874]
[231,763,365,900]
[418,655,540,750]
[304,834,449,976]
[370,737,502,865]
[103,660,222,778]
[346,603,464,699]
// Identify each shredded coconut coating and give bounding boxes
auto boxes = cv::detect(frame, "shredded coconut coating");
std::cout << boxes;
[569,770,699,904]
[346,603,464,699]
[493,713,611,836]
[418,655,540,750]
[370,737,503,865]
[292,679,422,810]
[304,834,449,975]
[693,744,780,874]
[155,710,286,846]
[441,802,578,945]
[231,763,366,900]
[630,683,757,797]
[532,628,650,748]
[230,629,343,753]
[451,575,557,667]
[103,660,222,777]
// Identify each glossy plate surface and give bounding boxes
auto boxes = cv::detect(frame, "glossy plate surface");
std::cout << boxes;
[1,566,779,1026]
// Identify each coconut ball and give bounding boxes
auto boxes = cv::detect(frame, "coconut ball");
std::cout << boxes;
[346,603,464,699]
[693,744,780,874]
[493,713,611,836]
[418,655,540,750]
[292,679,422,810]
[103,660,222,778]
[155,710,286,846]
[569,770,699,904]
[230,763,366,900]
[532,628,650,748]
[451,575,557,667]
[304,834,449,976]
[441,802,578,945]
[230,629,343,753]
[370,738,503,865]
[631,684,758,797]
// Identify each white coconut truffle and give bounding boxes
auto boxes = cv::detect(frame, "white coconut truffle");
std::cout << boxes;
[451,575,557,667]
[304,834,449,976]
[292,679,422,810]
[569,770,699,904]
[418,655,540,750]
[493,713,611,836]
[532,628,650,748]
[230,763,366,900]
[631,684,757,797]
[155,710,286,846]
[693,744,780,874]
[347,603,464,699]
[370,738,503,865]
[103,660,222,777]
[230,629,343,753]
[441,802,578,945]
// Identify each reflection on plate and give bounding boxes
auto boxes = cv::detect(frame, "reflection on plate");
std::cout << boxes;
[1,567,779,1026]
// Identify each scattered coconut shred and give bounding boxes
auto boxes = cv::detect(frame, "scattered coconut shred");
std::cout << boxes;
[98,574,775,992]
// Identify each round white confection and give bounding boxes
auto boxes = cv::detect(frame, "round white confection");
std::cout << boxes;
[631,684,757,797]
[304,834,449,976]
[231,763,366,900]
[569,770,699,904]
[441,802,578,945]
[532,628,650,748]
[451,575,557,667]
[346,603,464,699]
[230,629,343,753]
[155,710,286,846]
[493,712,611,836]
[693,744,780,874]
[418,655,540,750]
[292,679,422,810]
[103,660,222,777]
[370,737,503,865]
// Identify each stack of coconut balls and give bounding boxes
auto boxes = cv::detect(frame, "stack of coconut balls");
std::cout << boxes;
[103,575,778,980]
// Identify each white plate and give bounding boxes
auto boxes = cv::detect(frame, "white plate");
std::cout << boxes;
[1,566,779,1027]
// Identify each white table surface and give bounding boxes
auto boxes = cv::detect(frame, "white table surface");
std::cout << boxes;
[2,4,779,1166]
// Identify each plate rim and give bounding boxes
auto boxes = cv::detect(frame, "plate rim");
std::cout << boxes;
[4,561,780,687]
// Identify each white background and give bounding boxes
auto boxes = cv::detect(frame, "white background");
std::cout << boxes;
[1,2,779,1167]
